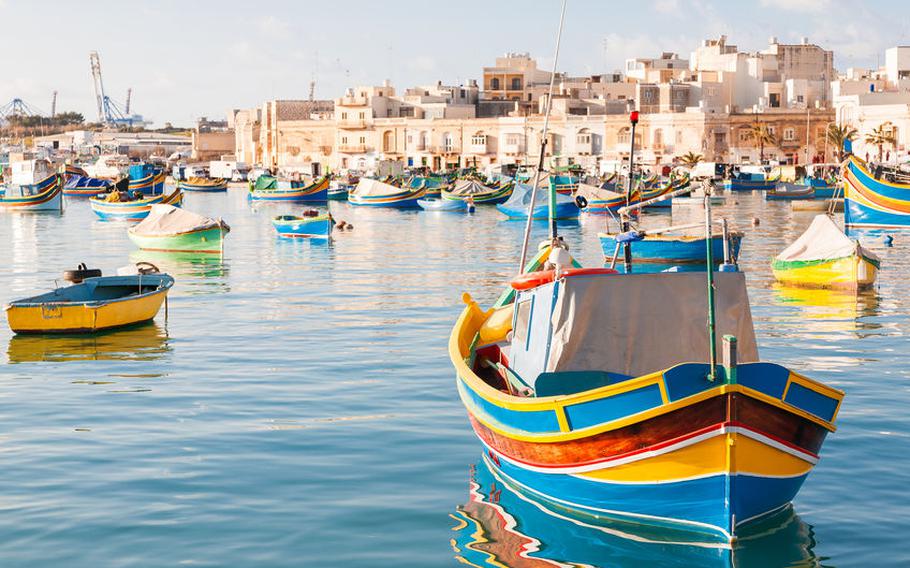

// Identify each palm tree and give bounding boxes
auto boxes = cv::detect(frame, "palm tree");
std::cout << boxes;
[864,122,897,163]
[744,121,777,163]
[825,123,858,162]
[679,151,703,168]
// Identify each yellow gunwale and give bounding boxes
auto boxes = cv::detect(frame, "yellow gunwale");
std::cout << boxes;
[450,295,842,444]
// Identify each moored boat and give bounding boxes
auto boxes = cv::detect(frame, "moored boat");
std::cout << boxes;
[496,183,579,220]
[765,182,815,201]
[349,178,426,208]
[417,197,471,212]
[63,174,116,197]
[128,204,230,253]
[442,179,513,204]
[598,229,743,264]
[271,212,333,239]
[0,173,63,211]
[90,189,183,221]
[248,176,329,202]
[843,154,910,228]
[772,214,879,290]
[127,164,167,195]
[178,177,228,192]
[723,172,778,191]
[5,265,174,334]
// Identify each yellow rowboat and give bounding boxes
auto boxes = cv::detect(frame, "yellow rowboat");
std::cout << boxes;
[5,269,174,334]
[772,215,880,291]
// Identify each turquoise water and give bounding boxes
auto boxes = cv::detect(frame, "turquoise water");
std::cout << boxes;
[0,190,907,567]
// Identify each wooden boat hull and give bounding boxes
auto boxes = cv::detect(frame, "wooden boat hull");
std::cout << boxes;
[129,171,167,195]
[249,177,329,202]
[349,188,427,208]
[497,200,579,220]
[128,225,228,253]
[90,190,183,221]
[327,185,351,200]
[6,274,174,334]
[442,183,513,204]
[0,175,63,211]
[271,215,333,238]
[772,253,878,290]
[843,156,910,228]
[179,178,228,192]
[450,294,843,542]
[598,233,743,263]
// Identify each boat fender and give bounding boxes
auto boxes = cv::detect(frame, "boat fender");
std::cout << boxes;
[751,217,760,226]
[616,231,644,243]
[510,267,617,290]
[63,263,102,284]
[884,234,894,247]
[574,195,588,209]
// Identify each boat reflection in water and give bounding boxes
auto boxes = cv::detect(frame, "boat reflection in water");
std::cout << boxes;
[771,283,880,334]
[451,457,819,568]
[129,250,229,294]
[6,321,171,364]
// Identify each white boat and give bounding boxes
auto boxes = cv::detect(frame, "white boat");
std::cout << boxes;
[84,154,130,179]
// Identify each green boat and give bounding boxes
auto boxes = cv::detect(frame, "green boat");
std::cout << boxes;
[128,204,230,253]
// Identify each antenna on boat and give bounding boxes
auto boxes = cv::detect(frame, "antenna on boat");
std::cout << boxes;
[704,181,718,381]
[517,0,568,274]
[623,110,640,273]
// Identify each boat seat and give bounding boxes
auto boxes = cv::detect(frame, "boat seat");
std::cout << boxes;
[534,370,632,397]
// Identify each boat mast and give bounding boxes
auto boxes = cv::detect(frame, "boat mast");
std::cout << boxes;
[517,0,568,273]
[704,183,718,381]
[623,110,640,272]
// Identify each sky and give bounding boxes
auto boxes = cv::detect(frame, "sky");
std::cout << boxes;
[1,0,908,127]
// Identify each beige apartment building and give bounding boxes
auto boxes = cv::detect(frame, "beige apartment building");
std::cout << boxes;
[228,36,839,174]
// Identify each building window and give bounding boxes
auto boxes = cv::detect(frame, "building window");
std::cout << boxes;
[341,136,348,145]
[443,133,454,152]
[767,126,777,137]
[577,134,591,144]
[359,136,366,144]
[511,77,522,90]
[491,77,500,90]
[739,129,751,142]
[506,133,521,146]
[783,128,796,141]
[676,131,683,144]
[341,112,348,120]
[653,129,663,146]
[359,112,365,119]
[471,134,486,146]
[714,132,726,145]
[618,128,631,144]
[797,95,804,103]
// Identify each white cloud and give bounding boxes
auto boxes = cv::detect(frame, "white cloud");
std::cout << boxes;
[655,0,680,14]
[760,0,830,12]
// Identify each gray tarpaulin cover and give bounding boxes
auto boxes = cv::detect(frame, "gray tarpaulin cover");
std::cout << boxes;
[130,204,226,236]
[775,214,879,263]
[575,182,624,201]
[545,271,759,378]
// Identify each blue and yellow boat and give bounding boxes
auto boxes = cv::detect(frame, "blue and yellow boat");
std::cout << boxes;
[497,183,579,220]
[90,189,183,221]
[450,246,843,544]
[127,164,167,195]
[843,154,910,228]
[5,268,174,334]
[271,213,333,239]
[0,173,64,211]
[598,231,743,264]
[349,178,427,208]
[249,176,329,202]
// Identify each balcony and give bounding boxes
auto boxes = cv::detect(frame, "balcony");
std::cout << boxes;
[469,143,488,155]
[338,119,368,129]
[337,95,369,107]
[429,145,460,155]
[338,144,371,154]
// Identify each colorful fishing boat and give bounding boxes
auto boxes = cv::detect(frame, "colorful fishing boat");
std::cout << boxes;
[497,183,579,220]
[328,178,355,201]
[271,212,333,239]
[772,214,879,290]
[0,173,64,211]
[843,154,910,228]
[248,176,329,202]
[178,177,228,192]
[549,174,578,195]
[575,182,639,216]
[349,178,426,208]
[89,189,183,221]
[641,174,690,209]
[5,266,174,334]
[443,179,514,204]
[63,174,115,197]
[598,229,743,264]
[451,247,843,543]
[417,197,472,212]
[723,172,778,191]
[765,182,815,201]
[127,164,167,195]
[128,204,230,253]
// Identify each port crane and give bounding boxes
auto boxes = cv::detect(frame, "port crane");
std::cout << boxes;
[90,51,141,126]
[0,98,45,122]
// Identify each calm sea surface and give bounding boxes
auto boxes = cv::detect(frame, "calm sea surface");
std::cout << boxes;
[0,188,907,567]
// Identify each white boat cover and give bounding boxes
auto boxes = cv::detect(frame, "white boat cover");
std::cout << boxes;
[575,182,625,201]
[775,214,879,263]
[352,178,407,197]
[130,204,226,236]
[449,180,492,196]
[545,272,759,378]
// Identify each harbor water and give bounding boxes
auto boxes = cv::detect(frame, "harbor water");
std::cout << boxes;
[0,189,907,566]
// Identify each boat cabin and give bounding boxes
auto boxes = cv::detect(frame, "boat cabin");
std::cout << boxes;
[4,159,54,197]
[481,270,759,398]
